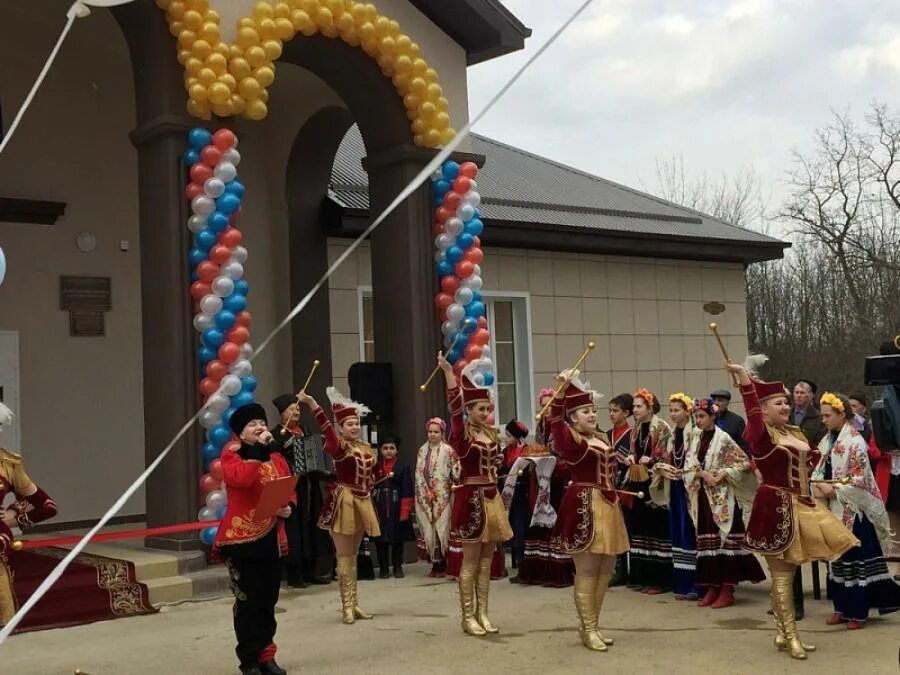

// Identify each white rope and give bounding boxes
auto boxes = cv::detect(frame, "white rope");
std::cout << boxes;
[0,0,595,643]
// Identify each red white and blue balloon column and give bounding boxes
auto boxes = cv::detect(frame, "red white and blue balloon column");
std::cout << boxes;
[431,161,494,419]
[184,127,255,546]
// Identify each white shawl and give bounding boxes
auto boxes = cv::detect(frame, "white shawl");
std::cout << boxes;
[813,423,893,554]
[414,440,457,557]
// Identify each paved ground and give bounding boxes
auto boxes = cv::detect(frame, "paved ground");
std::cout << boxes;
[3,563,898,674]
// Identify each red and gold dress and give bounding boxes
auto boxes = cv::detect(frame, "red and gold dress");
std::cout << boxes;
[0,448,57,625]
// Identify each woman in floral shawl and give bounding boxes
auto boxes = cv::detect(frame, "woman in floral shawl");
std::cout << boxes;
[415,417,457,577]
[683,397,764,609]
[812,392,900,629]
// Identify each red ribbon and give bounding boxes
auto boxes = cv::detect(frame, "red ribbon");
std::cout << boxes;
[16,521,212,550]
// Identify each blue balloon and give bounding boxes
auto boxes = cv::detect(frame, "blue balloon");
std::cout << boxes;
[442,161,460,181]
[483,372,495,386]
[209,425,232,448]
[231,391,255,408]
[184,148,201,167]
[448,332,462,346]
[447,348,462,363]
[195,229,217,250]
[464,218,484,236]
[198,346,217,365]
[224,180,245,199]
[433,195,444,208]
[214,506,226,519]
[437,260,454,277]
[233,279,249,296]
[200,526,218,546]
[215,310,236,331]
[466,301,485,319]
[217,193,241,215]
[458,233,474,250]
[190,270,199,283]
[446,246,463,263]
[222,407,237,427]
[223,293,247,313]
[434,179,451,196]
[188,247,207,267]
[189,128,213,149]
[462,320,477,335]
[474,208,481,219]
[240,375,258,393]
[202,328,226,349]
[472,291,483,303]
[202,442,220,463]
[208,211,229,233]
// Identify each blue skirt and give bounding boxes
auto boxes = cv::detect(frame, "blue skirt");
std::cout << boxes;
[669,481,699,597]
[828,514,900,622]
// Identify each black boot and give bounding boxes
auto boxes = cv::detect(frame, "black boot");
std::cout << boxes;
[376,542,390,579]
[240,666,264,675]
[610,553,627,587]
[261,661,287,675]
[793,567,805,621]
[302,558,331,585]
[285,563,308,589]
[391,544,405,579]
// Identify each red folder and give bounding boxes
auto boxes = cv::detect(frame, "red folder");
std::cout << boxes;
[254,475,299,520]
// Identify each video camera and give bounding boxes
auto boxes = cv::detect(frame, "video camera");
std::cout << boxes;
[864,338,900,451]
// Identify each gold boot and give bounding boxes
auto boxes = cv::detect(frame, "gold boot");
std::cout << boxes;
[336,555,355,625]
[771,569,814,659]
[594,572,614,646]
[350,558,373,620]
[574,574,607,651]
[459,558,487,636]
[476,557,499,634]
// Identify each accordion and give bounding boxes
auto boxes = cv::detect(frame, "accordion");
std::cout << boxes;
[289,433,335,476]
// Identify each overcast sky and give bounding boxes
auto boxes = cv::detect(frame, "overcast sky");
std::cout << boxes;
[467,0,900,215]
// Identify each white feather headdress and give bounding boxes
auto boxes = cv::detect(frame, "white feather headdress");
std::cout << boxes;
[560,369,605,405]
[325,386,371,417]
[0,403,12,430]
[743,353,769,379]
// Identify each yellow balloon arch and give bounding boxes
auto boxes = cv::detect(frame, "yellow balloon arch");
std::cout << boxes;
[155,0,456,148]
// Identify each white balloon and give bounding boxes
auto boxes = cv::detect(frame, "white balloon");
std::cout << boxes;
[199,409,221,429]
[479,357,494,371]
[230,246,248,264]
[434,250,446,262]
[447,303,465,322]
[204,177,226,198]
[188,214,208,233]
[221,374,242,396]
[472,372,486,386]
[444,217,463,236]
[432,169,444,181]
[457,204,475,221]
[455,287,474,305]
[198,506,218,522]
[443,333,454,349]
[193,313,213,331]
[212,276,235,298]
[205,490,227,510]
[436,233,454,250]
[441,320,458,336]
[200,294,223,316]
[239,343,254,359]
[462,274,483,291]
[222,261,244,280]
[230,359,253,377]
[214,162,237,183]
[222,148,241,166]
[463,191,482,208]
[469,180,477,190]
[473,264,482,277]
[206,393,231,413]
[481,345,492,360]
[191,195,215,215]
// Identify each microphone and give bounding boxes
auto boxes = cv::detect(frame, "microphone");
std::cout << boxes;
[260,431,274,446]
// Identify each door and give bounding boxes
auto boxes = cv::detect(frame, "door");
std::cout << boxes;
[0,331,20,452]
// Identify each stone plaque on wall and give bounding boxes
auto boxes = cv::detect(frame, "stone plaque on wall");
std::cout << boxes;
[69,311,105,337]
[60,276,111,336]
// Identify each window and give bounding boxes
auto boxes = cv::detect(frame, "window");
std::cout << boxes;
[358,288,533,423]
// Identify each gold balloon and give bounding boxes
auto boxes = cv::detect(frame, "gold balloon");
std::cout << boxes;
[236,26,261,50]
[198,67,217,86]
[205,9,220,24]
[376,53,393,71]
[273,2,291,18]
[253,65,276,87]
[177,48,192,65]
[244,99,268,120]
[379,36,396,54]
[403,93,420,110]
[238,17,256,29]
[188,83,208,103]
[191,38,212,60]
[207,52,228,75]
[274,17,295,39]
[183,9,203,30]
[156,0,172,9]
[316,7,334,27]
[425,128,441,147]
[413,133,425,147]
[394,54,412,73]
[211,100,234,117]
[411,117,427,134]
[396,34,412,52]
[168,1,186,20]
[326,0,344,15]
[185,57,203,75]
[178,29,196,49]
[440,128,455,145]
[300,0,318,15]
[245,45,267,68]
[258,18,277,40]
[169,20,184,38]
[321,24,340,38]
[219,73,237,91]
[229,44,245,59]
[350,3,367,24]
[424,68,438,84]
[342,28,360,46]
[208,82,231,105]
[258,88,269,103]
[361,37,378,56]
[436,96,449,111]
[238,76,262,99]
[187,98,210,119]
[253,1,274,20]
[374,16,391,37]
[419,101,436,119]
[199,22,220,43]
[231,94,247,116]
[392,73,410,91]
[433,111,450,130]
[229,57,252,81]
[336,11,354,32]
[358,21,375,40]
[213,43,231,59]
[409,77,427,94]
[291,9,312,30]
[262,39,283,61]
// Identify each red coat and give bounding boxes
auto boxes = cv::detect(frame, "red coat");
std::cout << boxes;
[214,444,294,555]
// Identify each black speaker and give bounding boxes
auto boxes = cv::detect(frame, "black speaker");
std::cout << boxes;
[348,362,393,424]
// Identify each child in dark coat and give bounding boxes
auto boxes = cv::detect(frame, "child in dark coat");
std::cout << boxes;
[372,435,415,578]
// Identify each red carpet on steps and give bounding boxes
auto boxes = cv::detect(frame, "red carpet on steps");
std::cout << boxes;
[10,547,157,633]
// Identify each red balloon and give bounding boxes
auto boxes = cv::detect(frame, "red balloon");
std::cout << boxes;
[196,261,219,282]
[191,281,211,300]
[453,359,468,376]
[486,413,495,426]
[436,207,452,223]
[209,458,225,482]
[440,276,460,294]
[223,440,240,455]
[471,328,490,346]
[185,182,204,200]
[439,308,448,322]
[464,343,483,361]
[235,311,252,328]
[201,145,222,167]
[199,377,218,396]
[227,326,250,345]
[464,247,484,264]
[190,163,213,185]
[220,227,242,248]
[212,128,237,152]
[472,236,481,248]
[453,176,472,194]
[210,244,231,264]
[219,342,240,364]
[477,316,488,329]
[455,260,474,278]
[443,192,462,210]
[229,209,241,221]
[460,162,478,179]
[435,292,453,310]
[432,222,445,237]
[199,473,221,495]
[206,359,228,381]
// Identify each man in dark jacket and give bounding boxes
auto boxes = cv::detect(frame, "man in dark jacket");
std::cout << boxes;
[791,380,825,447]
[710,389,748,452]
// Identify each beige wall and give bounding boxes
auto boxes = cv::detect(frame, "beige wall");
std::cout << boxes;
[0,4,144,520]
[325,240,750,427]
